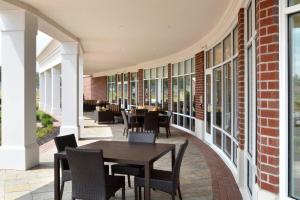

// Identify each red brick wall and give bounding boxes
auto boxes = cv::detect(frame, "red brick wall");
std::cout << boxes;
[138,69,144,105]
[195,51,205,121]
[168,63,172,111]
[256,0,279,194]
[238,8,245,150]
[83,76,107,101]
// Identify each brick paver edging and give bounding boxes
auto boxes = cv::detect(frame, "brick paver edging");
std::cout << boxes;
[186,134,242,200]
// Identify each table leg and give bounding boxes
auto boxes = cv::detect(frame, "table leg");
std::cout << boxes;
[171,147,175,170]
[54,155,61,200]
[144,162,151,200]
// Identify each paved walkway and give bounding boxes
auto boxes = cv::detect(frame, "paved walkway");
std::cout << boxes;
[0,113,242,200]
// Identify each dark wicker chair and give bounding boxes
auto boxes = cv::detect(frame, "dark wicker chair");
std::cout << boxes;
[54,134,109,199]
[94,110,115,124]
[66,148,125,200]
[144,111,159,137]
[134,140,189,200]
[159,111,172,138]
[54,134,78,199]
[111,132,156,188]
[121,110,141,137]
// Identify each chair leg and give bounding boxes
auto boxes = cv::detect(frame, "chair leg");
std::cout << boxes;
[127,174,131,188]
[138,187,142,200]
[178,185,183,200]
[172,192,176,200]
[123,128,125,136]
[134,184,138,200]
[122,185,125,200]
[60,181,65,200]
[165,127,168,138]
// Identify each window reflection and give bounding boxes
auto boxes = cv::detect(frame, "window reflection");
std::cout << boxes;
[214,68,222,128]
[289,13,300,199]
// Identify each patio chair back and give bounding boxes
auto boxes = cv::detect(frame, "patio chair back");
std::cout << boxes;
[66,148,107,200]
[54,134,77,170]
[121,110,129,129]
[144,111,159,134]
[172,140,189,185]
[128,132,156,144]
[135,109,148,115]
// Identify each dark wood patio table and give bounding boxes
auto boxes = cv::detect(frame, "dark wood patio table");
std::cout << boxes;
[54,140,176,200]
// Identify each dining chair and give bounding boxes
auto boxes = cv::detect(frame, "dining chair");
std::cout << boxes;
[54,134,78,199]
[122,110,142,136]
[54,134,109,199]
[159,111,172,138]
[134,139,189,200]
[111,132,156,188]
[143,111,159,137]
[66,148,125,200]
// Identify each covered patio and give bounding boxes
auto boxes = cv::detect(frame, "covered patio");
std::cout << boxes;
[0,0,288,200]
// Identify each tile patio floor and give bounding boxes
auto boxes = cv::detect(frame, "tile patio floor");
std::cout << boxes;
[0,112,242,200]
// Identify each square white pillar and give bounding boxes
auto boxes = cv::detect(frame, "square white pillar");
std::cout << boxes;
[60,42,80,137]
[0,10,39,170]
[51,66,61,116]
[39,73,45,110]
[78,55,84,138]
[45,70,52,113]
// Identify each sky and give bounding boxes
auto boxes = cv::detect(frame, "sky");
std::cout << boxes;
[36,31,52,56]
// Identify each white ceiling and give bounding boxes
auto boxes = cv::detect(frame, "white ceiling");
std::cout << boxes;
[19,0,232,74]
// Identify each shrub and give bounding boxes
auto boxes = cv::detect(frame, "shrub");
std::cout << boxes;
[41,117,53,127]
[36,110,44,121]
[36,126,54,139]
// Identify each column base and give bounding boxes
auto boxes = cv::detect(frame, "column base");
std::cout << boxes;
[60,125,79,138]
[195,119,205,140]
[0,143,39,170]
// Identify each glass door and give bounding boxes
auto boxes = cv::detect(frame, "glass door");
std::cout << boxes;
[205,71,213,143]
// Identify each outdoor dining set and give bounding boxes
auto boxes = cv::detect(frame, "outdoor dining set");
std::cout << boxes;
[53,133,188,200]
[122,109,172,138]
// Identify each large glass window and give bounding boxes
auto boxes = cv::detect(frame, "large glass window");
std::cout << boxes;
[205,24,239,168]
[130,72,138,106]
[123,74,128,106]
[233,26,238,55]
[224,63,232,134]
[107,75,117,103]
[223,34,232,61]
[213,43,222,66]
[213,67,222,128]
[206,49,213,68]
[172,58,195,131]
[289,0,300,6]
[117,74,122,104]
[246,1,257,195]
[289,12,300,199]
[143,66,168,109]
[206,74,212,134]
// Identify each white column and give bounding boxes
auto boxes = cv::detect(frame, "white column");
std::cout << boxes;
[78,55,84,138]
[60,42,80,137]
[45,70,52,113]
[0,10,39,170]
[51,66,61,115]
[39,73,45,110]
